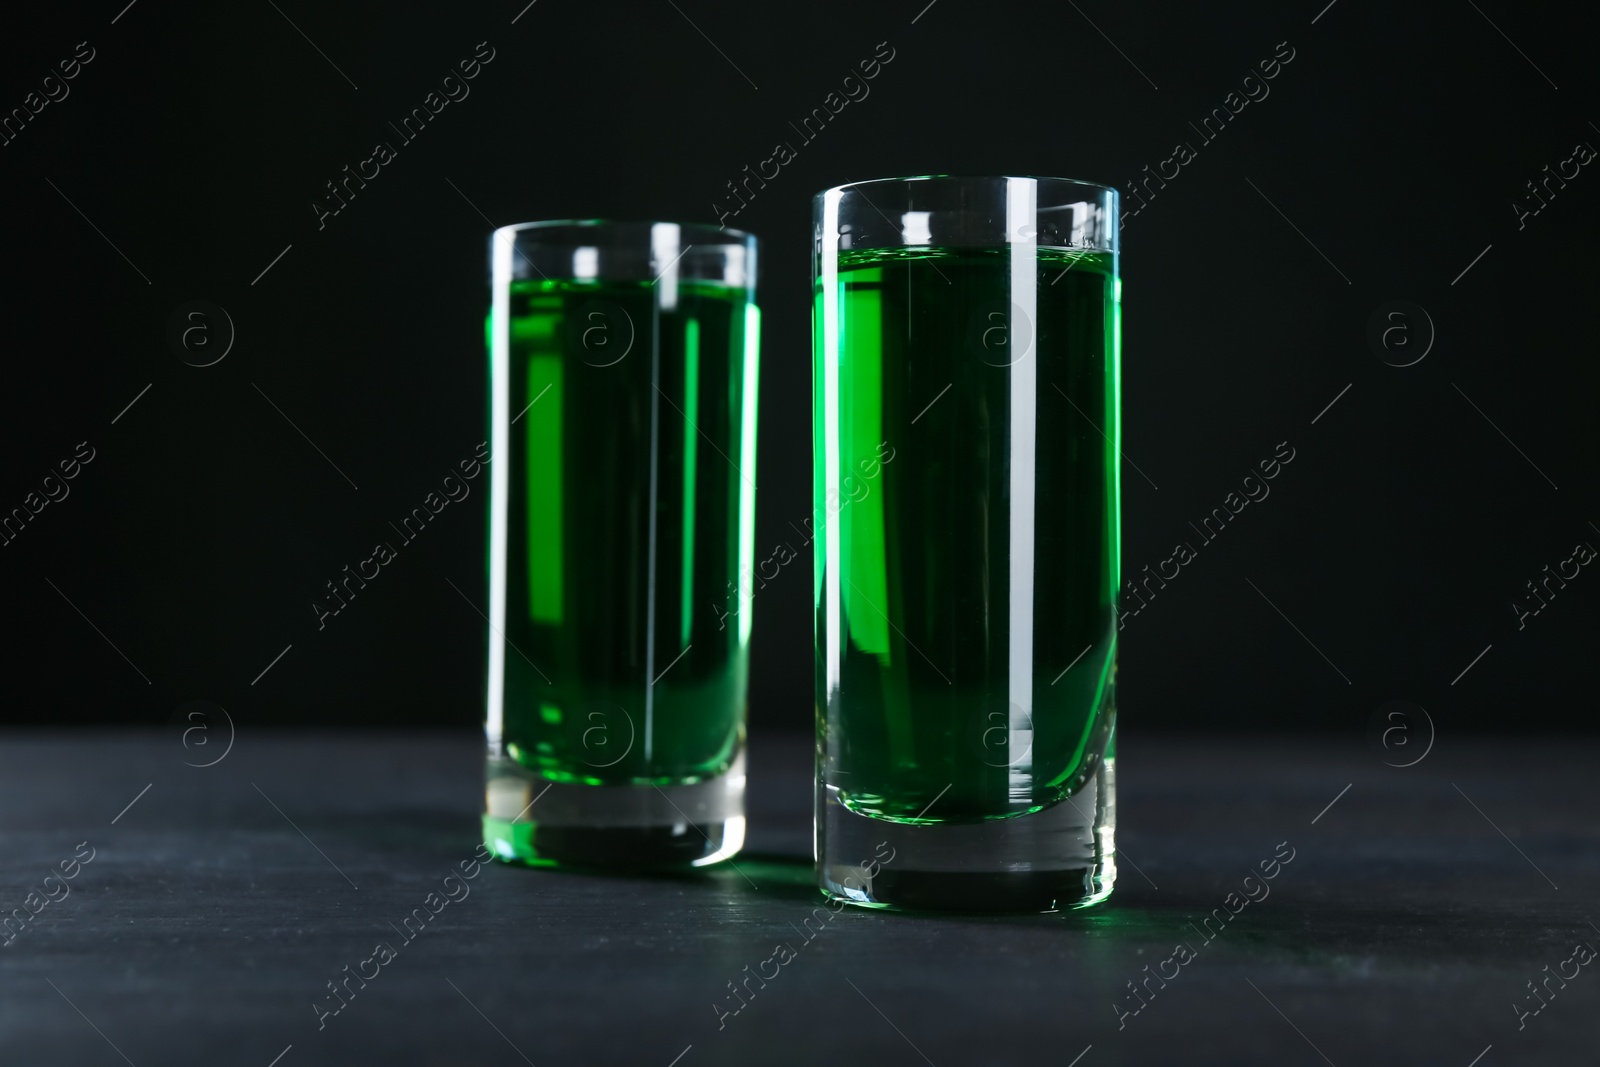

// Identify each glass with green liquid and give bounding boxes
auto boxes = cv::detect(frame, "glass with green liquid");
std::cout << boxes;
[482,221,759,868]
[813,176,1120,910]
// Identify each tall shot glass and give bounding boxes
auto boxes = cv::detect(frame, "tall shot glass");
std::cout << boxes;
[813,176,1120,910]
[482,221,759,868]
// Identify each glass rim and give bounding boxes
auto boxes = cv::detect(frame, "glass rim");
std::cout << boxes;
[491,218,759,245]
[813,173,1118,202]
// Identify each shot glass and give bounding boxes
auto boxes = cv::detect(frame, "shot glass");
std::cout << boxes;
[812,176,1120,910]
[482,221,759,868]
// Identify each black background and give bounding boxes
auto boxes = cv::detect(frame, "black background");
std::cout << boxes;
[1,0,1595,734]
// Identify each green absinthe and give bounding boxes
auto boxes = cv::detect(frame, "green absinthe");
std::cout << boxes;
[816,246,1119,825]
[497,276,758,786]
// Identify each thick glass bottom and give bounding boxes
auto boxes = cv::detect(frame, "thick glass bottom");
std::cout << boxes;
[818,758,1115,913]
[483,751,746,870]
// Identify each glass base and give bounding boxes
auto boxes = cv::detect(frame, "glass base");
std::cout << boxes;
[818,758,1115,913]
[483,751,746,870]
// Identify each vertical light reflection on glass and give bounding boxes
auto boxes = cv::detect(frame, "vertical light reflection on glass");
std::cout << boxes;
[679,318,700,647]
[1005,178,1039,780]
[572,246,598,279]
[644,223,680,763]
[737,302,760,648]
[487,229,515,749]
[821,195,844,698]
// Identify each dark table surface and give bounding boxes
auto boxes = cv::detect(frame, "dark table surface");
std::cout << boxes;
[0,729,1592,1066]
